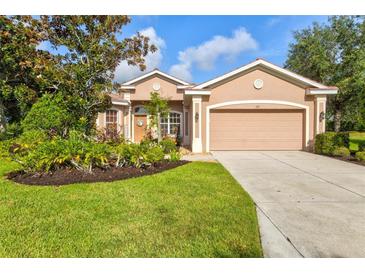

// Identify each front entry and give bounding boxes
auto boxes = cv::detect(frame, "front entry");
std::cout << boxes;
[133,115,147,143]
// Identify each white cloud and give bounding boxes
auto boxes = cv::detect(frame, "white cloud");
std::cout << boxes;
[114,27,165,83]
[169,27,258,82]
[169,63,192,83]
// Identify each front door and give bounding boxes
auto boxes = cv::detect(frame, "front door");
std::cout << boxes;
[134,115,147,143]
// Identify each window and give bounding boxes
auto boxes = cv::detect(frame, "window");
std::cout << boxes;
[160,112,181,137]
[105,110,118,137]
[134,106,147,115]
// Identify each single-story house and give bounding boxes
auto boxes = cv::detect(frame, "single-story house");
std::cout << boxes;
[96,58,338,153]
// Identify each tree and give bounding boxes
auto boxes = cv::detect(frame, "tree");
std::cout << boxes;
[40,15,157,134]
[0,16,57,131]
[144,92,170,142]
[0,16,157,136]
[285,16,365,131]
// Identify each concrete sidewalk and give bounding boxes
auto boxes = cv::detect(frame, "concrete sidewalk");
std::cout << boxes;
[182,153,216,162]
[212,151,365,258]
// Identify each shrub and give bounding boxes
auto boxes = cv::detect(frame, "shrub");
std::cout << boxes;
[140,138,158,150]
[22,93,74,137]
[5,130,48,157]
[96,125,125,144]
[314,132,350,155]
[6,129,179,173]
[358,141,365,152]
[355,151,365,162]
[169,150,181,162]
[0,123,22,141]
[332,146,350,158]
[83,142,112,172]
[314,132,337,155]
[9,131,112,173]
[159,138,177,153]
[332,132,350,148]
[144,145,165,164]
[114,143,144,168]
[114,141,168,168]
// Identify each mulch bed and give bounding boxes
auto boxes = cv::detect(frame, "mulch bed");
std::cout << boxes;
[331,155,365,167]
[7,160,189,186]
[311,152,365,167]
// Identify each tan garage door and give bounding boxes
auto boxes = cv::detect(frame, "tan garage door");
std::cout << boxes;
[210,109,304,150]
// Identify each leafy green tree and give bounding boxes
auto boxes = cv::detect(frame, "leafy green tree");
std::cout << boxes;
[40,15,157,134]
[145,92,170,142]
[1,16,157,136]
[285,16,365,131]
[0,16,57,130]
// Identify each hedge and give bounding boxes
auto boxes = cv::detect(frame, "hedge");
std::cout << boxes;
[314,132,350,156]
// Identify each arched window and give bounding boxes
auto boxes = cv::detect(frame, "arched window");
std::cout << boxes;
[160,112,182,137]
[134,106,147,115]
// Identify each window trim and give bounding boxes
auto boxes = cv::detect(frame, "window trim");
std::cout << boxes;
[104,108,120,131]
[160,111,183,137]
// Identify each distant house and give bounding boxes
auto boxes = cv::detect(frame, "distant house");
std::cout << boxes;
[97,58,337,153]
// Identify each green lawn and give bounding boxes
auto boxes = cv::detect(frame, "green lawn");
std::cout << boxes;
[0,159,262,258]
[349,131,365,151]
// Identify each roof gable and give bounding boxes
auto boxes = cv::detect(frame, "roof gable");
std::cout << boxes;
[122,69,190,86]
[193,59,329,89]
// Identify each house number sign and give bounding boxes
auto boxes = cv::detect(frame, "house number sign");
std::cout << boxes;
[137,120,144,127]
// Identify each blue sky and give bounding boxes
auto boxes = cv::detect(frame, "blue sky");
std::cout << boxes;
[38,16,329,84]
[116,16,329,84]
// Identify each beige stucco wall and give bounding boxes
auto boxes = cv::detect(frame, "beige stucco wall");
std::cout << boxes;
[128,75,184,101]
[200,68,316,152]
[97,104,126,133]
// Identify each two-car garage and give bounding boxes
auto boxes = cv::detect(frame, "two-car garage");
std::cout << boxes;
[188,59,336,153]
[209,108,305,151]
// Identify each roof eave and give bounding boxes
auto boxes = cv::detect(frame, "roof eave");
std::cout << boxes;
[193,59,329,90]
[305,89,338,95]
[111,100,130,106]
[122,70,190,86]
[184,90,211,96]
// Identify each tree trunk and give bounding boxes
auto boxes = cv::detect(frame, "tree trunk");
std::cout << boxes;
[0,99,6,133]
[334,109,341,132]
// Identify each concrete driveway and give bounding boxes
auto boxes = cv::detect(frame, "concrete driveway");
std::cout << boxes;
[212,151,365,258]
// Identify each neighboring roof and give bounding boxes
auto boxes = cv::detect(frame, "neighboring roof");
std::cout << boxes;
[122,69,190,86]
[193,58,331,89]
[108,93,123,100]
[108,93,130,105]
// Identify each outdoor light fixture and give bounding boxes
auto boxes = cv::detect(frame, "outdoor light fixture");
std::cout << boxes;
[195,112,199,122]
[319,111,325,121]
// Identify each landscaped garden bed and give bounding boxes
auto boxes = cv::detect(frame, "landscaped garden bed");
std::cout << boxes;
[314,131,365,165]
[8,160,188,186]
[323,154,365,167]
[0,128,184,185]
